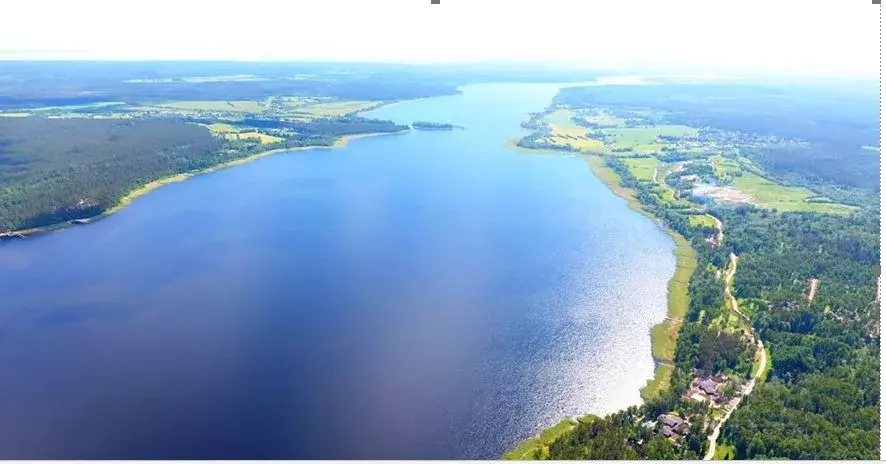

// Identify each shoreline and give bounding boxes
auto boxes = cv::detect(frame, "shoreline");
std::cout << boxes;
[503,152,696,459]
[0,130,408,240]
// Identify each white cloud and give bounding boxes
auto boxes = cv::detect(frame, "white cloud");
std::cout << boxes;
[0,0,879,77]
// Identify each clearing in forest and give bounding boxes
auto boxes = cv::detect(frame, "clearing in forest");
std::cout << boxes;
[293,100,380,118]
[154,100,265,112]
[623,157,660,181]
[602,125,697,154]
[732,173,854,214]
[224,132,283,144]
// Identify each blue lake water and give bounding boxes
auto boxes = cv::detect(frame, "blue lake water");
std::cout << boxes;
[0,83,675,459]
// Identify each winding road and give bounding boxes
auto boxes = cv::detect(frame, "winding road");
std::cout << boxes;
[703,253,767,460]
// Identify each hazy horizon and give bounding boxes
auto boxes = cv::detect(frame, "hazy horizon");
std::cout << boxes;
[1,0,880,79]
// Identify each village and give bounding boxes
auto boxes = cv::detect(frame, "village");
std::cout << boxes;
[649,370,748,442]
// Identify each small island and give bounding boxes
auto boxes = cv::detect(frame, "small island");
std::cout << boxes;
[412,121,461,130]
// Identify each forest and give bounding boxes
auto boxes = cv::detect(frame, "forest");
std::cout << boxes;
[0,115,407,233]
[718,208,879,459]
[412,121,457,130]
[0,61,599,109]
[543,156,879,461]
[536,82,879,460]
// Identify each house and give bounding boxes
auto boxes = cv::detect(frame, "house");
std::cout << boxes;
[769,300,800,312]
[699,379,719,396]
[657,414,690,440]
[659,414,684,429]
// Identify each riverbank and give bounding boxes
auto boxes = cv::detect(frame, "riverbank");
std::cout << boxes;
[0,130,408,240]
[503,153,697,459]
[505,148,696,376]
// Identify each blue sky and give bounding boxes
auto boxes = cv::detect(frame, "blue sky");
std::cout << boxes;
[0,0,879,77]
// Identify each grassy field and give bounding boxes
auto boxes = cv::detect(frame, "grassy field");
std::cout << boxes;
[542,109,608,152]
[205,122,240,134]
[711,155,743,180]
[650,232,697,362]
[294,100,379,117]
[603,125,697,154]
[640,363,675,401]
[156,100,264,112]
[754,345,772,384]
[545,109,581,132]
[577,109,625,127]
[224,132,283,144]
[689,214,718,228]
[623,157,660,181]
[669,235,697,320]
[536,112,698,157]
[732,173,854,214]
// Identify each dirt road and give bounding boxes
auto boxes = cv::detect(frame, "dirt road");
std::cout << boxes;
[703,253,766,460]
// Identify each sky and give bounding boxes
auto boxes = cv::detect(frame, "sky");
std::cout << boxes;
[0,0,880,77]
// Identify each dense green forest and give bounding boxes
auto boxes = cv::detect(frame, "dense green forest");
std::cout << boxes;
[542,159,879,461]
[0,116,407,232]
[534,83,879,460]
[718,208,879,459]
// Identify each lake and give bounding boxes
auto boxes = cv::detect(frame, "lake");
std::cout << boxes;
[0,83,675,459]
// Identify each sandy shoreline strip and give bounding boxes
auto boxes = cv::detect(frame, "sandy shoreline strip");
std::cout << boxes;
[0,130,408,240]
